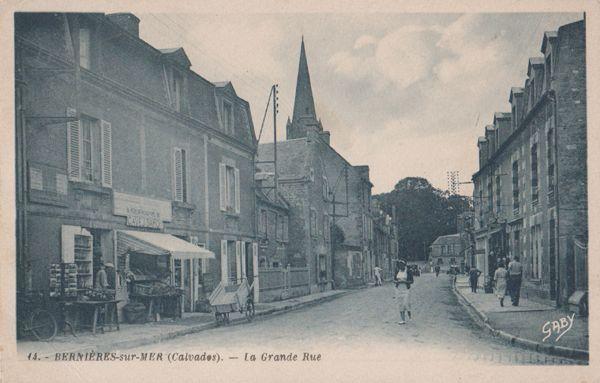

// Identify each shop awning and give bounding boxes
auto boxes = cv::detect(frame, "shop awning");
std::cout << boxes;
[118,230,215,260]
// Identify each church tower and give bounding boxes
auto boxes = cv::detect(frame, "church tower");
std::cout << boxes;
[286,37,323,139]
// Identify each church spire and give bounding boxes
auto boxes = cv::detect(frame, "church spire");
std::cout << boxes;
[287,37,319,139]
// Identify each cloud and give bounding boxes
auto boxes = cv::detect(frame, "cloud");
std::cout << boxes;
[353,34,377,50]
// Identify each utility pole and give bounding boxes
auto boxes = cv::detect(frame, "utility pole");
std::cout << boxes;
[273,84,279,196]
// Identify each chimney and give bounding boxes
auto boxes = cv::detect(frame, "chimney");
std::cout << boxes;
[107,13,140,37]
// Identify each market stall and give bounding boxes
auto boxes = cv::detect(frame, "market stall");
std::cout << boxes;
[117,230,215,320]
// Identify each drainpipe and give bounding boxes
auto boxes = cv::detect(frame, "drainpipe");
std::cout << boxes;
[548,90,561,306]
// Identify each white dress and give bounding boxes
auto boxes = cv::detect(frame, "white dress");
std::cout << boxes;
[395,270,411,311]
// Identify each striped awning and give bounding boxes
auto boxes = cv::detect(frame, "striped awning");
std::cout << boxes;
[117,230,215,260]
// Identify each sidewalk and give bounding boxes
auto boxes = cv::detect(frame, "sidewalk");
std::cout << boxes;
[18,289,349,359]
[454,276,588,360]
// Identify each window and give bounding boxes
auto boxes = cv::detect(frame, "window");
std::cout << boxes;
[318,254,327,280]
[487,179,493,213]
[323,214,330,241]
[81,117,94,182]
[67,109,112,187]
[310,209,317,237]
[173,148,188,203]
[322,176,329,200]
[495,174,501,214]
[512,161,520,213]
[513,230,520,258]
[547,128,555,202]
[219,163,240,213]
[282,215,289,242]
[79,27,91,69]
[531,225,542,279]
[222,100,234,134]
[545,55,552,91]
[171,70,183,112]
[260,209,268,238]
[531,143,539,205]
[276,214,284,241]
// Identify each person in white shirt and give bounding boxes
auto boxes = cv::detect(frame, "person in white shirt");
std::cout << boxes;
[394,259,413,325]
[373,266,382,286]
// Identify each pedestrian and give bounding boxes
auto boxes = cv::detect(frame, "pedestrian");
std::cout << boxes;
[493,261,508,307]
[95,262,108,289]
[507,256,523,306]
[394,259,413,325]
[434,264,440,278]
[374,266,383,286]
[468,266,482,293]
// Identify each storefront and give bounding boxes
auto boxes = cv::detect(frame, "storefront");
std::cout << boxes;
[117,230,214,313]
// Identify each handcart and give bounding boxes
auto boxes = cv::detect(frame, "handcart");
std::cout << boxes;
[208,279,255,325]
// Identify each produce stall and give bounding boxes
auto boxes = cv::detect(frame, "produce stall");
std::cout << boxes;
[116,230,215,320]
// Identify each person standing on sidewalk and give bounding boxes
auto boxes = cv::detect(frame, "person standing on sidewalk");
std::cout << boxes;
[434,264,440,278]
[374,266,383,286]
[394,259,413,325]
[507,256,523,306]
[493,261,508,307]
[468,266,482,293]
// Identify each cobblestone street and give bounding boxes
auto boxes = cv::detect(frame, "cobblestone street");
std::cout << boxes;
[127,274,583,365]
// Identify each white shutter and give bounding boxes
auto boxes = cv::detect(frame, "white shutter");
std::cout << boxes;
[174,148,183,202]
[220,240,228,284]
[219,163,226,211]
[234,167,240,214]
[66,108,81,181]
[235,241,242,283]
[100,120,113,187]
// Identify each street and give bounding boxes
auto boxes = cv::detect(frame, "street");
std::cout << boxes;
[127,274,582,365]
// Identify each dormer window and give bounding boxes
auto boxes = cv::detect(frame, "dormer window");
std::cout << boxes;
[222,100,234,134]
[171,70,183,112]
[79,27,91,69]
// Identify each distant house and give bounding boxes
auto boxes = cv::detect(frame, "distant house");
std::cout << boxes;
[429,234,466,270]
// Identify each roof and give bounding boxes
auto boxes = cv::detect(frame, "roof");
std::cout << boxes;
[527,57,545,76]
[541,31,558,53]
[257,139,308,179]
[509,87,524,103]
[431,234,462,246]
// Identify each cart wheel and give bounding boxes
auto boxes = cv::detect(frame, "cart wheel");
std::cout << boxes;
[245,300,255,322]
[30,309,57,342]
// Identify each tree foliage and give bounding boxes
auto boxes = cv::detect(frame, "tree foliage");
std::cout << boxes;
[375,177,472,261]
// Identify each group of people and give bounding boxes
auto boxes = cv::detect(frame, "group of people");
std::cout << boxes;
[466,256,523,307]
[492,256,523,307]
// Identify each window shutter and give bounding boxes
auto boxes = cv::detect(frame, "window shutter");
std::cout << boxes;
[173,148,183,202]
[220,240,228,284]
[219,163,226,211]
[234,167,240,214]
[100,120,112,187]
[66,108,81,181]
[241,242,246,280]
[235,241,242,283]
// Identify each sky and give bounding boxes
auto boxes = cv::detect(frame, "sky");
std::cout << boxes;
[138,12,583,195]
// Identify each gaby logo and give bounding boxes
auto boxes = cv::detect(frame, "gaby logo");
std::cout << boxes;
[542,313,575,342]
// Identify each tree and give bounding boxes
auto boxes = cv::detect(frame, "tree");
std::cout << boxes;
[375,177,472,261]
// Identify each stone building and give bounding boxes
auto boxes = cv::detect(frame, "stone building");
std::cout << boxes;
[429,234,465,271]
[15,12,259,313]
[372,200,399,280]
[257,39,374,291]
[472,20,587,306]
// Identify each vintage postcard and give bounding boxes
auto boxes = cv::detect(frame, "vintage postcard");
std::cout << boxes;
[0,0,597,382]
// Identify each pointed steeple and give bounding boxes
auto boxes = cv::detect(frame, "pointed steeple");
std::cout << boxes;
[287,37,320,139]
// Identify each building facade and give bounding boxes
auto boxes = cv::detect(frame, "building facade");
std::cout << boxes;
[472,20,587,306]
[429,234,465,271]
[372,200,399,281]
[257,39,374,292]
[15,12,259,312]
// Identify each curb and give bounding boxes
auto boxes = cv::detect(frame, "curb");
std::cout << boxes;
[453,285,589,361]
[40,290,352,358]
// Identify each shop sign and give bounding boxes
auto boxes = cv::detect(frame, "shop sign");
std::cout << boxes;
[113,192,172,229]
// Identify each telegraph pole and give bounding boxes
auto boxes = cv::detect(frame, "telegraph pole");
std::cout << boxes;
[273,84,279,195]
